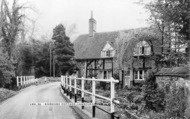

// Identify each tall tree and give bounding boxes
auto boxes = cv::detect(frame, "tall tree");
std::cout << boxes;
[145,0,190,66]
[0,0,26,60]
[0,0,27,87]
[52,24,75,75]
[34,41,51,78]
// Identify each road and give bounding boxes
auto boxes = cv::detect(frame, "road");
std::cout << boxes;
[0,82,81,119]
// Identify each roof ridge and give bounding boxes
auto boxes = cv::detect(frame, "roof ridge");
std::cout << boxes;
[77,27,148,36]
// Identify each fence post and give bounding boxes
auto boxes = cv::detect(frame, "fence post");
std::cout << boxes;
[81,77,84,109]
[24,76,26,85]
[61,76,63,86]
[66,76,69,96]
[69,76,72,99]
[65,76,67,94]
[28,76,30,84]
[23,76,25,86]
[64,76,66,88]
[92,77,96,118]
[110,77,115,119]
[20,76,23,86]
[26,76,27,85]
[26,76,28,85]
[63,76,65,93]
[29,76,31,84]
[24,76,25,85]
[74,76,77,102]
[16,76,19,87]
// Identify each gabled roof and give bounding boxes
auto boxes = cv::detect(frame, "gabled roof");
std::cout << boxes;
[74,27,162,60]
[74,31,119,59]
[102,41,114,51]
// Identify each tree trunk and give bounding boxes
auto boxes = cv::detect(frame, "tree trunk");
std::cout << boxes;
[188,5,190,79]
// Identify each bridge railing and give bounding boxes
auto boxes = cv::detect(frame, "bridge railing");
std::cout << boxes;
[60,75,119,119]
[16,76,36,87]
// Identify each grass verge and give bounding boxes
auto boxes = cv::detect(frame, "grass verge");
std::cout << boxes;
[0,88,17,103]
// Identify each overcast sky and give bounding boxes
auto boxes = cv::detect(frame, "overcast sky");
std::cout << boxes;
[21,0,150,41]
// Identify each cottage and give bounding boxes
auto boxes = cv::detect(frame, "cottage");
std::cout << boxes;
[74,12,162,87]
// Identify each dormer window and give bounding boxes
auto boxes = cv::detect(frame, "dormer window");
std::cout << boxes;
[106,50,111,57]
[133,41,151,56]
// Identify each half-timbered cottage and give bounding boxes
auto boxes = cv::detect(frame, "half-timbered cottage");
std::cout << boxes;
[74,12,162,88]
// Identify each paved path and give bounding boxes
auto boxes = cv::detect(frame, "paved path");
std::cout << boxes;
[0,82,80,119]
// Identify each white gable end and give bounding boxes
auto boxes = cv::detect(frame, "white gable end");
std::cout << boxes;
[101,41,115,58]
[102,42,114,51]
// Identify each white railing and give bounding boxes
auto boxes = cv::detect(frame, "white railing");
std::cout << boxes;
[16,76,36,87]
[60,75,119,118]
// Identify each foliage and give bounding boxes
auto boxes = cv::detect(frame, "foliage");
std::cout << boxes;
[34,41,51,78]
[0,88,17,102]
[114,28,161,69]
[52,24,76,75]
[0,0,27,60]
[146,0,190,40]
[0,0,30,87]
[16,42,33,75]
[144,0,190,64]
[0,54,15,87]
[16,39,52,78]
[142,70,165,112]
[164,83,188,118]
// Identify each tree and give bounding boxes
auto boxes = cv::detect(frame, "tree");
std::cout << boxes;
[52,24,75,75]
[34,41,51,77]
[0,0,27,60]
[0,0,27,87]
[0,53,15,87]
[144,0,190,66]
[16,42,33,75]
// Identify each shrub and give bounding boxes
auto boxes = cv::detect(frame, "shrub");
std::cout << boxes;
[142,70,165,112]
[164,84,187,118]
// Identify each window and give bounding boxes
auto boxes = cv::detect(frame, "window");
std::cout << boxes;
[106,50,111,57]
[101,49,115,58]
[104,71,107,79]
[133,41,151,56]
[139,70,143,79]
[134,70,145,80]
[134,71,138,79]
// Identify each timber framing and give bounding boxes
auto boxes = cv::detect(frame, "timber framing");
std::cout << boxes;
[76,57,114,78]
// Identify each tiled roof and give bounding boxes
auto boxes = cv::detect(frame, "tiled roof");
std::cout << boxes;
[155,66,189,78]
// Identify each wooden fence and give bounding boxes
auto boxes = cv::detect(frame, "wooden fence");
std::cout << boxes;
[60,75,119,119]
[16,76,36,87]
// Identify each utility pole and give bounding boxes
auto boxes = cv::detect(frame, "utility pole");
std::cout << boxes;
[51,41,55,77]
[53,52,55,77]
[50,43,52,77]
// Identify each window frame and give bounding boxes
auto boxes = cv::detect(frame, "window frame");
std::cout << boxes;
[133,41,151,56]
[106,50,111,57]
[134,70,145,80]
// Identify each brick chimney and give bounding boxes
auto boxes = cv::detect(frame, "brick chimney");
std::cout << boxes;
[89,11,96,37]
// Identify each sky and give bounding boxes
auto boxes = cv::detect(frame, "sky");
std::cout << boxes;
[21,0,150,42]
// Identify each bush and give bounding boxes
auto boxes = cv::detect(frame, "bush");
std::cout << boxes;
[142,70,165,112]
[164,84,187,118]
